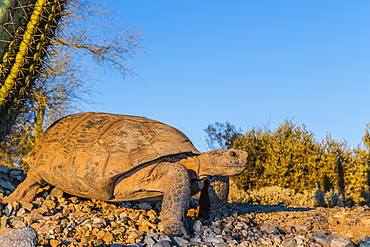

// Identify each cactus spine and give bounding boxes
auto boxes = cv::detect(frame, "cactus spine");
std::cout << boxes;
[0,0,68,141]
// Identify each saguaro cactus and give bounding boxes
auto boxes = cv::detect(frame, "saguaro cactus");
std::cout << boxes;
[0,0,69,141]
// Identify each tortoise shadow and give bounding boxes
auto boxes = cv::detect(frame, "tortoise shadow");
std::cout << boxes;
[184,201,314,234]
[225,202,313,215]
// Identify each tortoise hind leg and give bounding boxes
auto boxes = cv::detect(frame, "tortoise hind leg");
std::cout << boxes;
[3,169,46,203]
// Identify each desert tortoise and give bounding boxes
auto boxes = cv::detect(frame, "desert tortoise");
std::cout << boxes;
[5,112,248,235]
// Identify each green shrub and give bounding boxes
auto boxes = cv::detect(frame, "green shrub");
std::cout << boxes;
[231,120,348,194]
[229,182,346,208]
[207,119,370,206]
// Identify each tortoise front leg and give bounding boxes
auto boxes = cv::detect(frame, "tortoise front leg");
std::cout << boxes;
[112,162,191,236]
[199,175,229,220]
[3,169,46,203]
[160,162,191,236]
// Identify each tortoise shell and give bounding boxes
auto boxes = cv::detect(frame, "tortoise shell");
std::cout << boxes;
[24,112,200,200]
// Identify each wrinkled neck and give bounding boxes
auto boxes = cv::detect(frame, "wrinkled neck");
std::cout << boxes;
[178,155,201,175]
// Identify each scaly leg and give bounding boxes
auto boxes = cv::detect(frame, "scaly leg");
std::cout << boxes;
[3,169,46,203]
[112,162,191,236]
[160,163,191,236]
[199,175,229,220]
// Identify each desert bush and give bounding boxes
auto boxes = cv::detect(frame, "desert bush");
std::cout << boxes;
[229,182,347,208]
[207,119,370,206]
[343,124,370,205]
[230,120,349,194]
[229,184,316,207]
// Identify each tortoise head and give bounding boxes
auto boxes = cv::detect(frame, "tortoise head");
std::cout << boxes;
[196,148,248,177]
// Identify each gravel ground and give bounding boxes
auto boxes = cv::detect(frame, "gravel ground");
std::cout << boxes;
[1,166,370,246]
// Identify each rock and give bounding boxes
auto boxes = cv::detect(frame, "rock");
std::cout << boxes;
[273,235,283,244]
[49,239,62,247]
[4,203,12,217]
[0,216,8,228]
[128,229,144,240]
[310,242,323,247]
[173,236,189,246]
[265,226,282,234]
[137,202,152,210]
[193,220,203,233]
[16,208,27,217]
[157,234,171,242]
[352,206,366,211]
[42,199,56,209]
[102,231,114,243]
[147,209,158,221]
[138,224,150,232]
[0,226,37,247]
[9,169,25,178]
[294,235,308,245]
[360,241,370,247]
[50,187,64,198]
[283,238,298,247]
[81,235,96,243]
[330,237,355,247]
[144,236,156,245]
[37,222,60,234]
[295,223,310,232]
[92,239,103,245]
[204,236,225,244]
[0,179,15,191]
[21,201,34,212]
[217,243,229,247]
[92,217,107,227]
[10,217,26,229]
[153,241,172,247]
[210,225,222,235]
[0,166,10,175]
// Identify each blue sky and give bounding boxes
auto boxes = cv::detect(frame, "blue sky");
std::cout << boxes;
[82,1,370,152]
